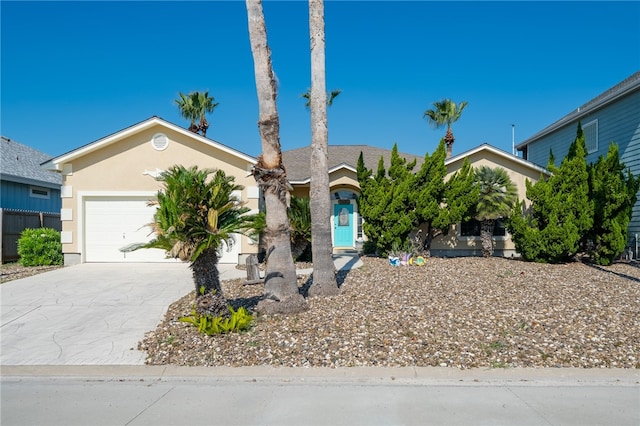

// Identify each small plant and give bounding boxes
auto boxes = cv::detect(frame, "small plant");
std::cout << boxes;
[180,305,253,335]
[17,228,63,266]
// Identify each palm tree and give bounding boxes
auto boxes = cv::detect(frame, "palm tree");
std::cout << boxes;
[301,88,341,108]
[145,165,253,317]
[246,0,307,314]
[289,195,312,261]
[474,166,518,257]
[307,0,340,297]
[175,91,219,137]
[175,92,199,134]
[423,99,468,159]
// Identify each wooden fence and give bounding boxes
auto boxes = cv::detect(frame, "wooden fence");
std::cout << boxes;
[1,209,61,263]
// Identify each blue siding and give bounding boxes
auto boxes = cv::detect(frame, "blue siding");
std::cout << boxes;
[527,91,640,169]
[0,181,61,213]
[525,89,640,248]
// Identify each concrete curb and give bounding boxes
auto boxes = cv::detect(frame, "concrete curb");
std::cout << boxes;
[2,365,638,386]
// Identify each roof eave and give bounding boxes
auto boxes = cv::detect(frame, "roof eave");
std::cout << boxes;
[45,117,258,168]
[517,78,640,149]
[0,173,61,189]
[446,143,550,176]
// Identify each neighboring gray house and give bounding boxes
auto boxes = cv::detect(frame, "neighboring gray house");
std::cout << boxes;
[516,71,640,256]
[1,137,62,262]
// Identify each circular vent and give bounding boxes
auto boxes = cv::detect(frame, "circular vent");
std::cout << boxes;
[151,133,169,151]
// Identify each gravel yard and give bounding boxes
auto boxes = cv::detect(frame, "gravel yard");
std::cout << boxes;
[0,263,62,284]
[139,256,639,369]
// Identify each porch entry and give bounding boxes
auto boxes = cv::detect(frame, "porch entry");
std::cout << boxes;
[333,203,354,247]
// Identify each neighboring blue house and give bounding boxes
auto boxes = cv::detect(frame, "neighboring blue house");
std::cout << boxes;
[1,137,62,262]
[516,71,640,257]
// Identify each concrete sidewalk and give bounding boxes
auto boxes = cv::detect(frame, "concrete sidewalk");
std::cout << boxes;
[2,366,639,426]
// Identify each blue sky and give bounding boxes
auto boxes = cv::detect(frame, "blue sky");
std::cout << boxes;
[2,1,639,160]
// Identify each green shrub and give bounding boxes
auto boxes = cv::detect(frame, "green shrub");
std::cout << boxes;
[180,305,253,335]
[362,240,378,256]
[17,228,63,266]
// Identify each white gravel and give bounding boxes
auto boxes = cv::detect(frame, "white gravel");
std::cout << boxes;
[139,256,640,369]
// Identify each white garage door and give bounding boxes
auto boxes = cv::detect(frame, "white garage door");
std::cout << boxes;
[84,197,239,263]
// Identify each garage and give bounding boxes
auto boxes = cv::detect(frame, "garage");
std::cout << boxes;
[83,197,239,263]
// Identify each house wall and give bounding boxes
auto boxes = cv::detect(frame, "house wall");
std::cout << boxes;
[1,180,61,213]
[431,150,547,257]
[524,89,640,247]
[59,125,259,263]
[328,169,359,191]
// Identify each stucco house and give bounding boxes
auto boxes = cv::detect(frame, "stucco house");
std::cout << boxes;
[283,145,422,252]
[283,143,550,257]
[516,71,640,255]
[42,116,260,266]
[1,137,62,263]
[432,143,549,257]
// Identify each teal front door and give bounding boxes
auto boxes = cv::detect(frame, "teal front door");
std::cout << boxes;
[333,204,354,247]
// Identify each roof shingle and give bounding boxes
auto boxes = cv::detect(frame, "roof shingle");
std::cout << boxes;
[1,136,62,186]
[282,145,423,182]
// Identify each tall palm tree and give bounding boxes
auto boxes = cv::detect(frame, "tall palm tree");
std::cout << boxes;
[474,166,518,257]
[145,165,253,317]
[246,0,307,314]
[194,91,218,137]
[175,91,219,137]
[175,92,199,134]
[423,99,468,159]
[307,0,339,296]
[301,88,341,108]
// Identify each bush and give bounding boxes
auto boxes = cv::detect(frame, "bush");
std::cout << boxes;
[362,240,378,256]
[17,228,63,266]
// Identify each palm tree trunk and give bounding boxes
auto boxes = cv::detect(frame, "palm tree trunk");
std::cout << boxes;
[191,248,228,317]
[246,0,306,314]
[444,127,455,159]
[308,0,338,297]
[480,219,495,257]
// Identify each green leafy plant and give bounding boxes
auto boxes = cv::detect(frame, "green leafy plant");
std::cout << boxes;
[179,305,254,335]
[17,228,63,266]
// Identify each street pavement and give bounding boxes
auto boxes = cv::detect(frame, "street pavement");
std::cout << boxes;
[1,255,639,425]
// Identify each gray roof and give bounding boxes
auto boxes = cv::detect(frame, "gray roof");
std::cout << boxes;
[282,145,423,182]
[1,136,62,187]
[517,71,640,148]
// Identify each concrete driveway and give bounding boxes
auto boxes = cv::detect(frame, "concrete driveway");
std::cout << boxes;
[1,262,240,365]
[1,256,362,366]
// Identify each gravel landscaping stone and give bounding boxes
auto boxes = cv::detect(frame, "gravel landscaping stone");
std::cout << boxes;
[139,256,640,369]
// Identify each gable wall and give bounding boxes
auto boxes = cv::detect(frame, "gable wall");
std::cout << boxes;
[432,151,548,257]
[328,168,359,191]
[59,125,258,260]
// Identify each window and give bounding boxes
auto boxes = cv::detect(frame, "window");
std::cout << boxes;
[460,219,506,237]
[30,186,50,199]
[583,120,598,153]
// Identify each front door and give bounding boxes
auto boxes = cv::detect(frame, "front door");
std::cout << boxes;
[333,203,354,247]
